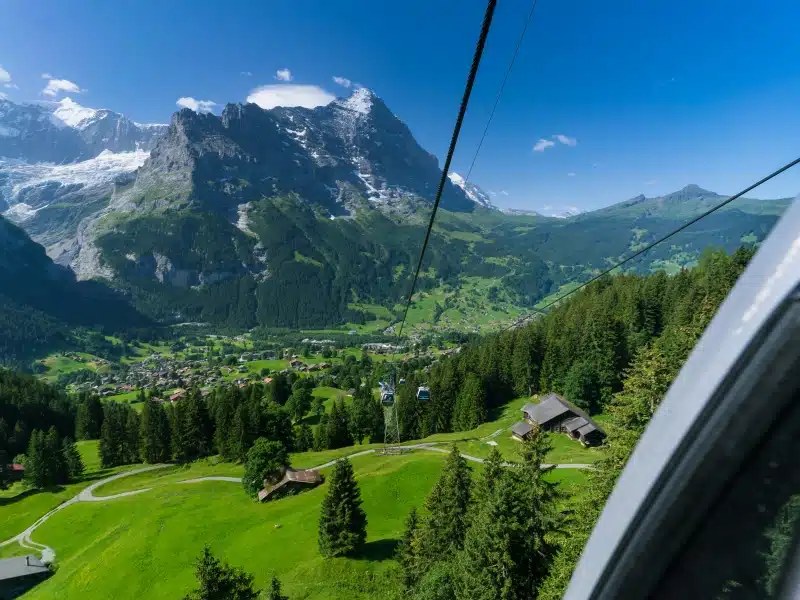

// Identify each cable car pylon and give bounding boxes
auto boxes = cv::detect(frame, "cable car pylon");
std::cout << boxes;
[381,367,402,454]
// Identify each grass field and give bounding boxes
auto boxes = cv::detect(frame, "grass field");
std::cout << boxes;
[0,441,118,542]
[0,394,599,599]
[10,447,587,600]
[20,452,448,600]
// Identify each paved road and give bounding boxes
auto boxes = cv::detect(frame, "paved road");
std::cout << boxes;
[180,476,242,484]
[0,465,171,562]
[0,446,592,562]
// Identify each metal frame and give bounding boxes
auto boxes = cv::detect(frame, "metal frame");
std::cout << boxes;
[565,194,800,600]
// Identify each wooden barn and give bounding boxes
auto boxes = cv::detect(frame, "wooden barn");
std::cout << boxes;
[258,467,323,502]
[512,392,606,446]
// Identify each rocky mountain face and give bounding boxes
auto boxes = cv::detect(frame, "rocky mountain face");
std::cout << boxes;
[448,172,497,210]
[112,88,474,220]
[0,88,792,335]
[0,97,165,162]
[0,214,147,365]
[0,97,165,264]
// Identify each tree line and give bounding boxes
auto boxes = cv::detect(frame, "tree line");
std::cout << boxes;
[417,247,756,435]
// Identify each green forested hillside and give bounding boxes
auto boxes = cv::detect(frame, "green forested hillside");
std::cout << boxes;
[0,216,149,366]
[89,187,785,332]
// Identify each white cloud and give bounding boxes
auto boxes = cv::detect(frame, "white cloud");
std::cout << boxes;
[41,73,52,79]
[533,139,555,152]
[0,65,10,83]
[176,97,218,113]
[41,77,85,97]
[246,84,335,110]
[4,83,18,89]
[645,179,657,185]
[240,71,253,77]
[0,91,7,100]
[554,134,577,146]
[567,172,576,177]
[499,190,509,196]
[274,68,293,82]
[332,76,352,88]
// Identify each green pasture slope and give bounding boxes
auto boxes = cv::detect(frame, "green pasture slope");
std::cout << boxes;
[0,396,599,599]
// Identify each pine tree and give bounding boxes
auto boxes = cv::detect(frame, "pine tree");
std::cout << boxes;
[75,396,104,440]
[0,447,10,490]
[453,474,517,600]
[267,576,288,600]
[178,392,214,461]
[349,387,374,443]
[473,447,503,506]
[0,425,10,490]
[294,424,313,452]
[62,437,85,480]
[452,374,486,431]
[418,445,472,562]
[367,399,385,443]
[123,408,141,464]
[182,545,260,600]
[505,430,560,598]
[140,400,171,463]
[311,396,325,419]
[413,561,457,600]
[24,430,45,488]
[99,407,121,468]
[325,399,353,449]
[538,342,679,600]
[397,506,421,589]
[318,457,367,557]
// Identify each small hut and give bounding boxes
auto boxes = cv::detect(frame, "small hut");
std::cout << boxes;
[258,467,323,502]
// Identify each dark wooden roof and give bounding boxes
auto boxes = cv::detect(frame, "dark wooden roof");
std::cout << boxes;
[511,422,533,438]
[524,392,606,435]
[563,416,588,433]
[0,555,49,582]
[258,467,323,501]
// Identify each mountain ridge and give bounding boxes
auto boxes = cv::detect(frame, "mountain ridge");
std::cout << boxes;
[0,91,792,335]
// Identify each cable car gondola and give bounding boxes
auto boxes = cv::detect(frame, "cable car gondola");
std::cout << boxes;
[381,389,395,406]
[399,377,406,385]
[416,386,430,402]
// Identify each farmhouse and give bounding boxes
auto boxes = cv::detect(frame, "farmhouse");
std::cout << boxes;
[8,463,24,482]
[512,392,606,446]
[0,555,50,597]
[258,467,323,502]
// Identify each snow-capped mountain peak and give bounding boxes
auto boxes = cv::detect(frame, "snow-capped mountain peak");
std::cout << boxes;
[51,97,99,129]
[338,87,373,115]
[447,172,497,210]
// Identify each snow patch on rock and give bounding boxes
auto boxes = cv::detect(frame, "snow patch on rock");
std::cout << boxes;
[51,98,98,129]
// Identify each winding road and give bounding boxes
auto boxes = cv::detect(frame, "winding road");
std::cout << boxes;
[0,445,591,563]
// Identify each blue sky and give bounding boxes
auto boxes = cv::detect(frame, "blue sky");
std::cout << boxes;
[1,0,798,212]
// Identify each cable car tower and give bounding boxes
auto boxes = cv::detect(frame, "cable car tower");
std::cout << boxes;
[380,371,402,452]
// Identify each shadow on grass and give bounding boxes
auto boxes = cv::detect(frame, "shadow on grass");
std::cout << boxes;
[78,469,117,483]
[356,538,399,562]
[0,485,66,506]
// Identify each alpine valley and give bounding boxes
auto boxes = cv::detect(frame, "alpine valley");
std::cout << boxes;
[0,90,791,359]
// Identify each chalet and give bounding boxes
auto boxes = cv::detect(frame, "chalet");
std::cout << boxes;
[169,391,185,402]
[258,467,324,502]
[0,555,50,597]
[289,359,303,368]
[9,463,24,482]
[512,392,606,446]
[263,377,273,384]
